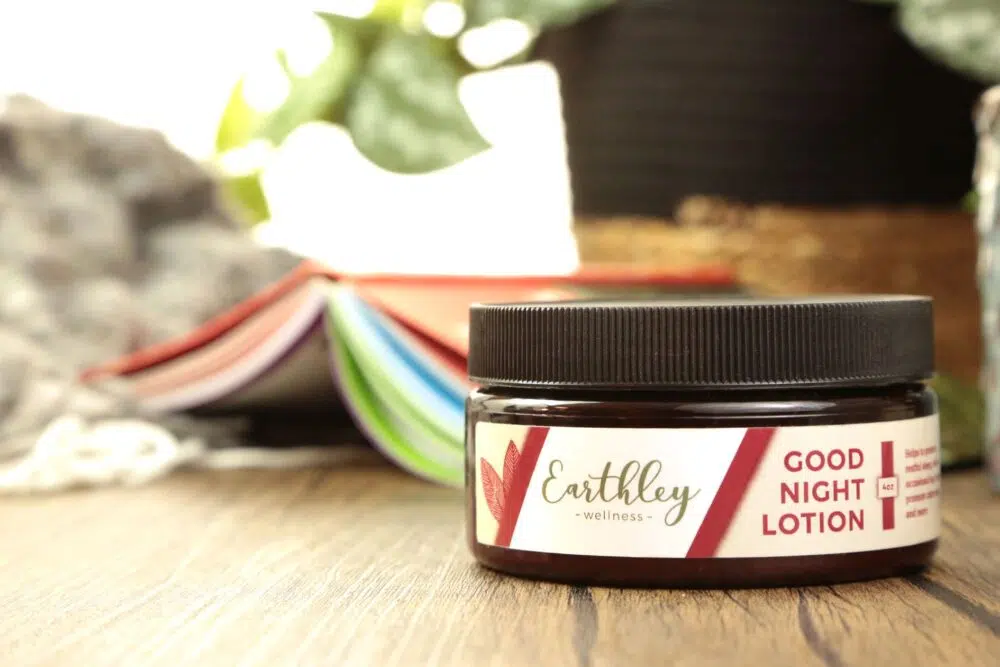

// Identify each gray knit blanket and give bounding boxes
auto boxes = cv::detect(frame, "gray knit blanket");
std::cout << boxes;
[0,95,339,491]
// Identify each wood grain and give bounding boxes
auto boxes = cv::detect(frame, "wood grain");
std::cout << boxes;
[0,451,997,667]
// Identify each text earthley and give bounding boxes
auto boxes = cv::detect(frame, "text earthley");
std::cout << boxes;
[541,459,701,526]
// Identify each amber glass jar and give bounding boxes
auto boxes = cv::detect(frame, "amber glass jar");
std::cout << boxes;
[466,298,941,588]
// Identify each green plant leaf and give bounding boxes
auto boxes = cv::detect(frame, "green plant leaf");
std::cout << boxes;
[215,15,365,155]
[257,22,364,145]
[216,79,261,154]
[319,0,413,26]
[316,11,385,52]
[465,0,615,30]
[222,171,270,226]
[897,0,1000,84]
[345,30,489,173]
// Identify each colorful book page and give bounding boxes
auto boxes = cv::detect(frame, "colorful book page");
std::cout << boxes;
[354,284,579,357]
[326,309,463,487]
[349,289,468,400]
[103,281,329,412]
[208,326,341,411]
[329,287,464,440]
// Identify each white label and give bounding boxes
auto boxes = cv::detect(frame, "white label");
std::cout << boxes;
[473,417,940,558]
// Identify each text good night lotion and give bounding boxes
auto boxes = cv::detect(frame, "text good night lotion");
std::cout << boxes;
[464,297,941,588]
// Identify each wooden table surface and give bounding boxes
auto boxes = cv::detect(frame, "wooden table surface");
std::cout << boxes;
[0,449,997,667]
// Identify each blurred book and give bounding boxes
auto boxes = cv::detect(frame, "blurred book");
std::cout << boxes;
[83,260,740,485]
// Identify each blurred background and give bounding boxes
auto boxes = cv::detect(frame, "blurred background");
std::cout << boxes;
[1,0,999,484]
[0,0,579,275]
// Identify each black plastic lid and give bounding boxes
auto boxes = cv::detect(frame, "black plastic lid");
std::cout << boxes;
[468,296,934,389]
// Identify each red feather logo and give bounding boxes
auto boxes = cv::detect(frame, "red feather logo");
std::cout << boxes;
[481,440,522,524]
[480,458,505,522]
[503,440,520,499]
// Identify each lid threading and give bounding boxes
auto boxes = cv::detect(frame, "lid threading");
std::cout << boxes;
[468,297,934,389]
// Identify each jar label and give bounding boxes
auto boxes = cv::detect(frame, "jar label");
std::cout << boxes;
[473,417,940,558]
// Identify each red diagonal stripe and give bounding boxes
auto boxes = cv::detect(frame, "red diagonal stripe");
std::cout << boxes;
[495,426,549,547]
[686,427,776,558]
[882,440,895,530]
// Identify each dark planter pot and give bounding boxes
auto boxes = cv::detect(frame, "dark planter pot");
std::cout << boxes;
[533,0,984,219]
